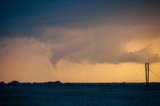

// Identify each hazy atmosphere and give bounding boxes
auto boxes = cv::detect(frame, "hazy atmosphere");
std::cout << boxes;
[0,0,160,82]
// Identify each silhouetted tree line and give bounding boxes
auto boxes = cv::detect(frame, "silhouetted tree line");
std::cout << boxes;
[0,81,160,90]
[0,80,62,88]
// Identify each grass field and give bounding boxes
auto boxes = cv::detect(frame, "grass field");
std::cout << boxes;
[0,83,160,106]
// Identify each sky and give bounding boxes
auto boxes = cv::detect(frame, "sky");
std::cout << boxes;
[0,0,160,82]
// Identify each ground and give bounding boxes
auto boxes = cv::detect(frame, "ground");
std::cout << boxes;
[0,83,160,106]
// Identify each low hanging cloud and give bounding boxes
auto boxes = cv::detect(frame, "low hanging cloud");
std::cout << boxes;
[0,25,160,69]
[40,25,160,66]
[116,46,160,63]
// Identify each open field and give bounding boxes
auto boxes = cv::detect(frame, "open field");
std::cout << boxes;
[0,83,160,106]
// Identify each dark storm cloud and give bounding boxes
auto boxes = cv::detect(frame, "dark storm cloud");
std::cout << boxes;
[0,0,160,66]
[0,0,160,36]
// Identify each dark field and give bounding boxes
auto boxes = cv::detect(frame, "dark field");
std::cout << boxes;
[0,82,160,106]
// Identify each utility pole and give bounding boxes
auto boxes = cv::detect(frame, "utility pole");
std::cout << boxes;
[145,62,149,90]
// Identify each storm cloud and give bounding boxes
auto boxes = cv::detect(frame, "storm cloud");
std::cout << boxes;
[1,0,160,82]
[0,0,160,67]
[1,24,160,70]
[41,25,160,66]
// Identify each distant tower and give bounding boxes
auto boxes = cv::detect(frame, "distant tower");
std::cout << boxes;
[145,62,149,90]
